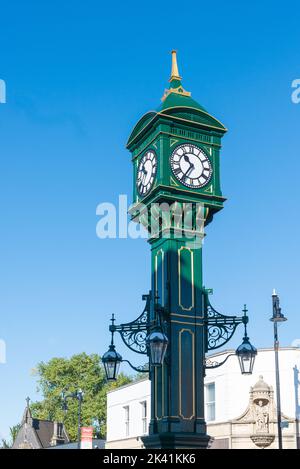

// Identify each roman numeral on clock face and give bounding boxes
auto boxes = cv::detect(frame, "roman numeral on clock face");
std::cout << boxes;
[173,167,182,175]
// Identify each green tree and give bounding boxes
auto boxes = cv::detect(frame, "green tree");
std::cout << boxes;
[0,424,21,448]
[30,353,132,441]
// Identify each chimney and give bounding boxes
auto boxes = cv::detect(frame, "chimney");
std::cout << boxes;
[50,422,65,446]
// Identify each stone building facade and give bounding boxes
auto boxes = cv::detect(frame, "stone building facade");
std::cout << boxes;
[106,347,300,449]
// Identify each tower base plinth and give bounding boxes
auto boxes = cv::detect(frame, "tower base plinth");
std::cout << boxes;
[141,432,212,449]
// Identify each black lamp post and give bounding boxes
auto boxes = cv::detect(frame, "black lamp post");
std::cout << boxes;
[270,289,287,449]
[61,389,84,449]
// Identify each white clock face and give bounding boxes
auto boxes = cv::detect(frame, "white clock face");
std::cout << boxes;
[136,150,157,196]
[170,144,212,188]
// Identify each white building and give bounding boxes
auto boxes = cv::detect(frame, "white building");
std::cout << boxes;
[106,347,300,449]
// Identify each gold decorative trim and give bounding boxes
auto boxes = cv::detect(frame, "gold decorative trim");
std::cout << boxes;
[161,51,191,101]
[171,312,203,319]
[204,185,213,194]
[171,320,203,326]
[131,135,160,161]
[154,367,161,420]
[155,249,164,306]
[170,50,182,81]
[158,106,227,132]
[170,176,180,187]
[127,106,226,149]
[162,362,164,417]
[170,138,179,147]
[160,112,226,133]
[164,131,221,148]
[162,86,191,102]
[178,246,194,311]
[131,131,221,161]
[149,183,225,200]
[179,329,195,420]
[154,365,165,420]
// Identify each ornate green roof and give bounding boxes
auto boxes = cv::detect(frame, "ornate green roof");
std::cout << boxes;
[157,91,207,113]
[127,51,226,148]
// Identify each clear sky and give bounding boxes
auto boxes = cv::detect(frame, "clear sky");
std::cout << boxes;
[0,0,300,440]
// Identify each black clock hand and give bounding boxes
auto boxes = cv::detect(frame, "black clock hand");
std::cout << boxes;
[182,164,194,182]
[183,154,194,176]
[186,165,194,177]
[183,154,191,165]
[141,167,148,185]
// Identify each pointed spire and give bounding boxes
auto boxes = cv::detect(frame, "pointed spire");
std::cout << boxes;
[22,396,32,425]
[161,50,191,102]
[169,50,182,82]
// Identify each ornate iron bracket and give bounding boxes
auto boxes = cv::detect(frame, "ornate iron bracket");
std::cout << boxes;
[204,289,248,352]
[121,360,149,373]
[109,293,151,355]
[204,354,235,369]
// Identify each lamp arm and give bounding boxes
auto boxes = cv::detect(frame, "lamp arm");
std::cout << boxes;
[121,359,149,373]
[204,353,235,369]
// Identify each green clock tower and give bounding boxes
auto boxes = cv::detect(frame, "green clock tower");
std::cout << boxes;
[126,51,227,448]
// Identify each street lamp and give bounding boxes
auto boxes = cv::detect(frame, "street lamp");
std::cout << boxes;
[236,336,257,374]
[104,288,257,448]
[236,306,257,374]
[104,291,257,379]
[102,344,122,381]
[102,303,161,381]
[146,330,169,366]
[270,289,287,449]
[61,389,84,449]
[205,305,257,374]
[102,317,123,381]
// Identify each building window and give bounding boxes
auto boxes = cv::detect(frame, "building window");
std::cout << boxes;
[205,383,215,421]
[57,423,63,438]
[141,401,147,434]
[124,406,129,437]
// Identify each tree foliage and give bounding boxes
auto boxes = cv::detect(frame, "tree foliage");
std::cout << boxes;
[0,424,21,448]
[30,353,132,441]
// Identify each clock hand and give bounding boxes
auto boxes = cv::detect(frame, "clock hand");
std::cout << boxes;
[182,164,195,181]
[183,154,191,165]
[141,167,148,185]
[183,154,194,176]
[186,165,194,177]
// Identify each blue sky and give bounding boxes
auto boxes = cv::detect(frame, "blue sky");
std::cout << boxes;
[0,0,300,440]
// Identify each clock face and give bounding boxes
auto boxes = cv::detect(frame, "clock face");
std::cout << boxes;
[170,144,212,188]
[136,150,157,196]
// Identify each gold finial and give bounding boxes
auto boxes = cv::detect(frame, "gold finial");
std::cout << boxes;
[170,50,181,82]
[161,50,191,101]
